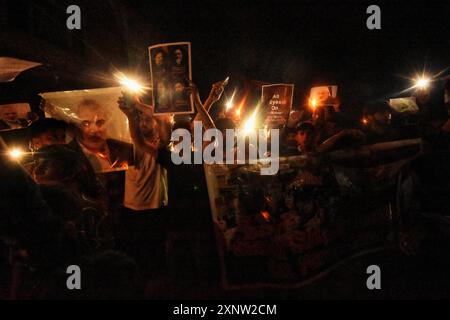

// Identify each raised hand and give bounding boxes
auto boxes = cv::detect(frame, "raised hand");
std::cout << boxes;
[117,92,137,117]
[208,81,226,103]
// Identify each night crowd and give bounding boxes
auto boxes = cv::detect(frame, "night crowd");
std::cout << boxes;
[1,74,450,299]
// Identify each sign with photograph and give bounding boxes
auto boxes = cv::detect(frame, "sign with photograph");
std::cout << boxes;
[309,85,338,107]
[0,103,32,131]
[389,97,419,113]
[148,42,194,115]
[261,84,294,128]
[40,87,133,172]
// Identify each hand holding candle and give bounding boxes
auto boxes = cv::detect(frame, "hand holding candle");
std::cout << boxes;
[115,72,153,117]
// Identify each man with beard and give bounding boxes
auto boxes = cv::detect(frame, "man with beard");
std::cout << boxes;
[173,81,190,112]
[152,50,167,80]
[170,48,187,80]
[69,99,133,173]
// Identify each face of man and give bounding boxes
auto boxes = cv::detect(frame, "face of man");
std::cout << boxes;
[139,113,158,139]
[174,82,184,93]
[296,129,315,152]
[1,106,18,123]
[155,53,163,66]
[78,104,108,150]
[32,128,66,150]
[174,49,182,64]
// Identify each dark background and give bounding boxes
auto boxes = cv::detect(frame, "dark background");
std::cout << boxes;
[1,0,449,112]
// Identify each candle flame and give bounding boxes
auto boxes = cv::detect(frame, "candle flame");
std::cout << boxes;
[225,90,236,111]
[309,98,318,111]
[260,210,271,222]
[8,148,25,160]
[242,108,259,136]
[115,72,147,94]
[414,77,430,90]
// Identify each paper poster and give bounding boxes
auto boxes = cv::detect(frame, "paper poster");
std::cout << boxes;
[0,57,42,82]
[389,97,419,113]
[148,42,194,115]
[309,85,338,107]
[261,84,294,128]
[0,103,32,131]
[40,87,133,172]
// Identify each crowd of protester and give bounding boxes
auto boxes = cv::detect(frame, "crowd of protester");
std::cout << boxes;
[0,77,449,299]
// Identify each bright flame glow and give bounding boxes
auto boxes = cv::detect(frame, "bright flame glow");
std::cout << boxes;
[242,108,259,136]
[415,77,430,90]
[260,210,271,222]
[264,125,271,138]
[235,107,241,118]
[225,90,236,111]
[115,72,147,94]
[362,117,368,125]
[309,98,318,112]
[9,148,24,160]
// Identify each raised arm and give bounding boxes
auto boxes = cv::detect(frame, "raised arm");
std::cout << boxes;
[188,83,218,130]
[192,81,225,126]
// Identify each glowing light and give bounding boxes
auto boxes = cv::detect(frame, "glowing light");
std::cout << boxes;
[225,90,236,111]
[414,77,430,90]
[242,108,259,136]
[235,107,241,118]
[8,148,25,160]
[309,98,318,112]
[115,72,147,94]
[362,117,368,125]
[260,210,271,222]
[264,125,271,138]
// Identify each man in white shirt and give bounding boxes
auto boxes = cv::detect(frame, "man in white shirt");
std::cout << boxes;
[118,96,170,277]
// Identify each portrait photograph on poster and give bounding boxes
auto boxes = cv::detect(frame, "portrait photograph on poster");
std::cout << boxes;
[309,85,338,108]
[40,87,134,173]
[0,103,32,131]
[148,42,194,115]
[389,97,420,113]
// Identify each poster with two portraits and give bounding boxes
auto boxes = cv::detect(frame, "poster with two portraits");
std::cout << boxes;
[149,42,194,115]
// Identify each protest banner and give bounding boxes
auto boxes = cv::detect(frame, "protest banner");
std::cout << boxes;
[261,84,294,128]
[148,42,194,115]
[40,87,133,172]
[204,139,422,289]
